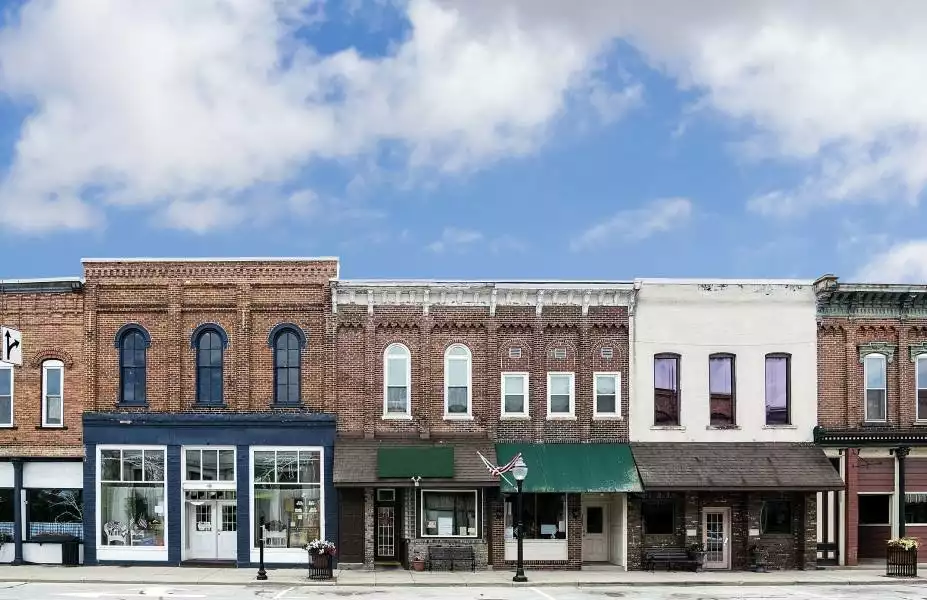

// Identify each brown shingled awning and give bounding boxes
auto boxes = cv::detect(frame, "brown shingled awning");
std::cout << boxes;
[334,438,498,487]
[631,442,844,491]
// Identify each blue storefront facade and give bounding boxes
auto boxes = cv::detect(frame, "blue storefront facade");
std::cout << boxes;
[82,412,336,567]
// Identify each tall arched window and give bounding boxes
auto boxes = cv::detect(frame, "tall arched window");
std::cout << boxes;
[444,344,472,417]
[42,359,64,427]
[116,325,150,405]
[274,328,302,404]
[384,343,411,417]
[193,325,227,405]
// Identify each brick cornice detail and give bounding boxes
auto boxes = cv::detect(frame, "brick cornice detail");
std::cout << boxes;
[29,349,75,369]
[910,342,927,362]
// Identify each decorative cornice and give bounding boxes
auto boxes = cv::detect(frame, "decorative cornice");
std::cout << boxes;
[858,341,896,363]
[814,426,927,447]
[910,342,927,361]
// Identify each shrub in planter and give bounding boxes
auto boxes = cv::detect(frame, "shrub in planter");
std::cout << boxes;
[412,552,425,572]
[687,542,705,571]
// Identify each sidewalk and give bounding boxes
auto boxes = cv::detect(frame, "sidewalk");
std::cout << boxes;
[0,565,922,587]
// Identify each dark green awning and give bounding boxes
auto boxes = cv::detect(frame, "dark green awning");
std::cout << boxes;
[495,443,642,493]
[377,446,454,478]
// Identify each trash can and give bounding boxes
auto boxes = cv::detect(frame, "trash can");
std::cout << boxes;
[61,539,80,566]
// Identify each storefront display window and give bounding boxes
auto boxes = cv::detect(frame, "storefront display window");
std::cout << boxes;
[421,490,478,537]
[98,448,166,547]
[26,489,83,540]
[252,448,323,549]
[0,488,13,538]
[504,493,566,540]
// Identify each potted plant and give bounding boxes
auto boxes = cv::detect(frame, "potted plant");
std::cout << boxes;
[750,544,768,573]
[412,551,425,572]
[887,537,919,577]
[306,539,337,580]
[687,542,705,571]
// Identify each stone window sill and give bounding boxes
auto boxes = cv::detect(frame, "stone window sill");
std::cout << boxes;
[0,425,17,430]
[382,414,413,421]
[763,424,797,429]
[706,425,742,430]
[914,421,927,427]
[651,425,685,431]
[500,415,531,421]
[546,415,577,421]
[116,402,149,409]
[444,415,474,421]
[861,421,888,427]
[36,425,68,430]
[194,403,228,409]
[593,415,624,421]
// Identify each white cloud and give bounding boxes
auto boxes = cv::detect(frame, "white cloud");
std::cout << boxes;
[855,240,927,283]
[427,227,484,253]
[571,197,692,251]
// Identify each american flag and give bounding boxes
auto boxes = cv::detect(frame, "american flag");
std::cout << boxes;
[478,451,522,482]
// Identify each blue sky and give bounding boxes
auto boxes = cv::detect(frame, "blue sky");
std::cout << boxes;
[1,0,926,282]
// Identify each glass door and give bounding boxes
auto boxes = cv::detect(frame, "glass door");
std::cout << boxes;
[702,508,730,569]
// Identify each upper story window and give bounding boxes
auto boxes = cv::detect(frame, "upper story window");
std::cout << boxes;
[384,343,411,417]
[917,355,927,422]
[116,325,150,405]
[42,360,64,428]
[765,353,791,425]
[864,353,887,422]
[708,354,735,426]
[193,324,228,405]
[272,326,303,404]
[593,372,620,418]
[653,353,680,426]
[444,344,472,417]
[501,372,529,417]
[0,365,12,427]
[547,372,575,418]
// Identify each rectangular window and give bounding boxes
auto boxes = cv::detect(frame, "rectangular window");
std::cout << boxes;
[421,490,478,538]
[0,488,13,540]
[504,493,566,540]
[26,489,83,541]
[765,354,790,425]
[252,448,323,549]
[642,499,675,534]
[760,500,792,534]
[653,354,680,426]
[864,354,887,422]
[905,493,927,525]
[42,361,64,427]
[593,372,620,417]
[859,494,891,525]
[501,372,528,417]
[709,354,735,426]
[185,449,235,481]
[99,447,166,547]
[0,366,12,427]
[917,356,927,421]
[546,372,575,417]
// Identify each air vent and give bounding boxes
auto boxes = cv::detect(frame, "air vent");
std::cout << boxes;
[600,347,614,359]
[509,347,522,359]
[552,348,567,359]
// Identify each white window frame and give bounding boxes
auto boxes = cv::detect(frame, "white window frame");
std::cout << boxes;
[182,446,237,486]
[420,489,479,538]
[501,372,529,418]
[546,372,575,419]
[383,343,412,419]
[42,359,64,428]
[917,355,927,422]
[0,364,13,427]
[857,491,892,527]
[593,372,621,418]
[904,491,927,526]
[864,353,887,423]
[249,446,325,554]
[444,344,473,419]
[95,444,168,552]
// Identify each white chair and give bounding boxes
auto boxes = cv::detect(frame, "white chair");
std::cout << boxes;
[104,521,128,545]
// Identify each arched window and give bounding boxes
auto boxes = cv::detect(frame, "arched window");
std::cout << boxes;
[194,325,227,405]
[383,344,411,417]
[444,344,472,417]
[273,328,302,404]
[42,360,64,427]
[116,325,150,405]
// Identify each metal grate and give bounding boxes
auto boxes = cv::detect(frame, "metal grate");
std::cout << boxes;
[600,347,614,359]
[377,506,395,557]
[552,348,567,359]
[508,348,522,358]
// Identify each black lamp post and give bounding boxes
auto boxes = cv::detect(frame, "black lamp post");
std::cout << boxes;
[511,456,528,583]
[256,515,268,581]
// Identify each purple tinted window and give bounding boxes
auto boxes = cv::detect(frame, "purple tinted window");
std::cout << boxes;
[765,355,789,425]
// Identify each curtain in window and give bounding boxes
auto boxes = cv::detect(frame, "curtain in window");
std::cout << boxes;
[765,356,789,424]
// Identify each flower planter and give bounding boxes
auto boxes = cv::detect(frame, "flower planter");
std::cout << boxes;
[412,558,425,572]
[308,552,334,580]
[887,547,918,577]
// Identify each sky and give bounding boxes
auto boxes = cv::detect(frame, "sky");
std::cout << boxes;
[0,0,926,282]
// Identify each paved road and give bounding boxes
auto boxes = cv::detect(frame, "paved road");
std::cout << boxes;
[0,583,925,600]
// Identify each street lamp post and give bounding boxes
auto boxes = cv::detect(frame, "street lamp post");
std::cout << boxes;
[511,456,528,583]
[256,515,268,581]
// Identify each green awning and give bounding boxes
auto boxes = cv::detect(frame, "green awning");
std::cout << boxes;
[495,443,642,493]
[377,446,454,478]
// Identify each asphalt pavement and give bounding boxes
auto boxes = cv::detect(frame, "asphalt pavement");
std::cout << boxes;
[1,583,926,600]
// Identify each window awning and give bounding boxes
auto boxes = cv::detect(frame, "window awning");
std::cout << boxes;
[494,443,642,494]
[377,446,454,478]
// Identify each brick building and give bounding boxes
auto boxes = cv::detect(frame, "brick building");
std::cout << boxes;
[79,258,338,566]
[0,277,85,564]
[814,275,927,565]
[329,280,641,570]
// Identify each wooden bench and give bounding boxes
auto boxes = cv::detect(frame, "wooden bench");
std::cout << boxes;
[642,547,699,572]
[427,545,475,572]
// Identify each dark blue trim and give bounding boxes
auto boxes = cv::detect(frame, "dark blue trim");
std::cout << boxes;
[266,323,307,348]
[12,460,22,564]
[167,446,182,565]
[190,323,229,349]
[113,324,151,348]
[236,444,250,567]
[82,450,97,564]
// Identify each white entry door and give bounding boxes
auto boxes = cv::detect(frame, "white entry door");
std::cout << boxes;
[582,503,609,562]
[187,500,238,560]
[702,508,731,570]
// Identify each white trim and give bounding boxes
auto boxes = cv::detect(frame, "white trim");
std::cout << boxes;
[383,343,412,418]
[857,491,893,527]
[0,364,13,427]
[41,360,64,428]
[593,372,621,418]
[181,446,237,487]
[0,277,83,284]
[546,372,575,419]
[501,372,529,418]
[420,489,480,538]
[903,490,927,526]
[917,355,927,421]
[248,446,325,564]
[635,277,812,286]
[444,344,472,418]
[864,353,888,422]
[82,256,339,263]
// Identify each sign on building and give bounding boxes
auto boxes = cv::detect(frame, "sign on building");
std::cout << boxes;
[0,326,22,366]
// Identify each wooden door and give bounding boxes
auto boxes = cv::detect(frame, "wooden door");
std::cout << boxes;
[338,488,365,563]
